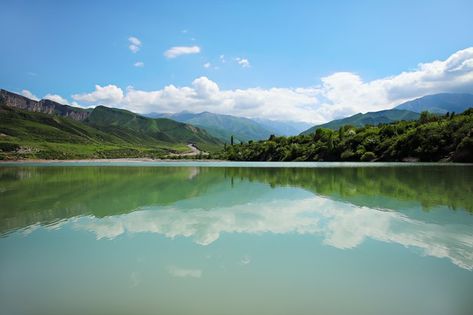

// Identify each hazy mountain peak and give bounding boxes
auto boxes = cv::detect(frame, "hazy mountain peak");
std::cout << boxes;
[395,93,473,113]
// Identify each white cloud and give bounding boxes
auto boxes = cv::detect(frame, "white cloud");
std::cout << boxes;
[134,61,144,68]
[235,57,250,68]
[68,47,473,123]
[72,193,473,270]
[44,93,69,105]
[164,45,200,58]
[70,77,321,122]
[20,89,39,101]
[203,62,211,69]
[128,36,142,53]
[72,84,124,105]
[219,55,226,63]
[167,265,202,278]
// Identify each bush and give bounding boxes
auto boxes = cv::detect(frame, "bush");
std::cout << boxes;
[0,142,20,152]
[360,151,377,161]
[340,149,355,160]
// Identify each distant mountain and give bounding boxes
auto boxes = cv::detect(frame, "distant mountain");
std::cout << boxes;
[146,111,274,142]
[395,93,473,113]
[0,90,221,159]
[252,118,312,136]
[301,109,419,134]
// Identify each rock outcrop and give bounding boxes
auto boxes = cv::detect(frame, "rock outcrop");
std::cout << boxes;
[0,89,91,121]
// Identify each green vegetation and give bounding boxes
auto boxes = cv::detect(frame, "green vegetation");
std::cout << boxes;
[217,108,473,162]
[150,111,274,142]
[301,109,419,134]
[0,103,221,160]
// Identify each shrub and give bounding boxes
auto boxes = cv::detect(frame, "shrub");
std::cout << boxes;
[0,142,20,152]
[360,151,377,161]
[340,149,355,160]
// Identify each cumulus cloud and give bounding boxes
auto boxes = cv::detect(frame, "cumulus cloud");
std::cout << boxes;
[203,62,211,69]
[70,77,321,121]
[21,89,39,101]
[134,61,144,68]
[128,36,142,53]
[44,93,70,105]
[235,57,250,68]
[72,84,124,105]
[164,45,200,58]
[69,47,473,123]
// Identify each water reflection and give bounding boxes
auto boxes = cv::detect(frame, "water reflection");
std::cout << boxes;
[1,165,473,270]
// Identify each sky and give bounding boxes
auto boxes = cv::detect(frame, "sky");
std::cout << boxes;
[1,0,473,123]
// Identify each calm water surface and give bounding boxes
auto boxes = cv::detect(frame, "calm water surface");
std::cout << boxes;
[0,162,472,315]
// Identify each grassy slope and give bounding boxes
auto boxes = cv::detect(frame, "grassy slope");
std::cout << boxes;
[0,105,221,159]
[302,109,420,134]
[85,106,222,151]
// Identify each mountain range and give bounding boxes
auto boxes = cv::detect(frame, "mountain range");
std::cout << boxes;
[146,111,273,143]
[146,111,311,142]
[0,89,221,159]
[2,88,473,160]
[395,93,473,113]
[301,93,473,134]
[301,109,420,134]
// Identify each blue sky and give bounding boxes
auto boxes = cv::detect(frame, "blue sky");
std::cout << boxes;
[1,0,473,122]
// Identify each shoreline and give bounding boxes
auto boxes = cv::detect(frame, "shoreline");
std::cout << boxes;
[0,158,224,163]
[0,159,471,166]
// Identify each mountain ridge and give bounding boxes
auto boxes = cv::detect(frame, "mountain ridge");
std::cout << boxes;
[146,111,275,142]
[301,109,420,134]
[0,89,222,159]
[395,93,473,113]
[302,93,473,135]
[0,89,91,121]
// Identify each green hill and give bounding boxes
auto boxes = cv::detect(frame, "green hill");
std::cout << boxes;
[0,91,222,160]
[85,106,221,150]
[148,111,274,142]
[301,109,419,135]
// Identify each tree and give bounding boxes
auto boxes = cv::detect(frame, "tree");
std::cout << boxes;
[230,135,234,146]
[419,111,432,124]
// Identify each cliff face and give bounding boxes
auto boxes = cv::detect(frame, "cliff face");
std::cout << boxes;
[0,89,91,121]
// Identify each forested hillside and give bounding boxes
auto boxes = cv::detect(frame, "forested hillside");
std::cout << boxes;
[217,110,473,162]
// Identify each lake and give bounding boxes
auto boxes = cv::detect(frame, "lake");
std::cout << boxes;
[0,162,472,315]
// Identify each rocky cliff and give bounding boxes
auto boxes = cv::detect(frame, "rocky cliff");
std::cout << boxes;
[0,89,91,121]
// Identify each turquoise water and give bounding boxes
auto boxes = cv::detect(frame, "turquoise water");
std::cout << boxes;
[0,163,472,315]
